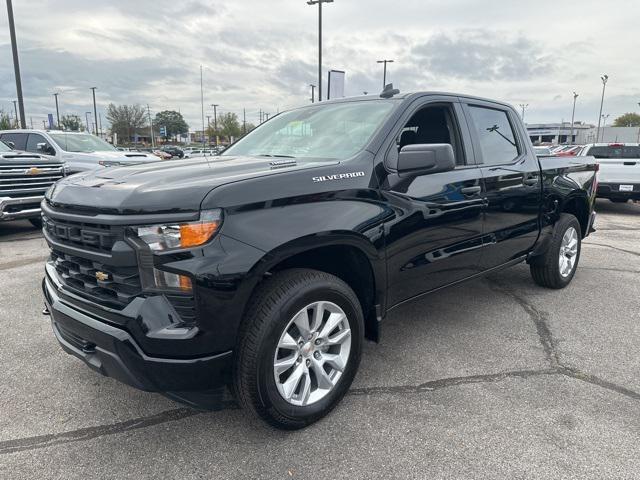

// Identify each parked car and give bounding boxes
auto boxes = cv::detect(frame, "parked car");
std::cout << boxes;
[555,145,582,157]
[533,146,552,156]
[160,145,184,158]
[183,149,215,158]
[0,139,64,227]
[0,130,158,174]
[152,149,172,160]
[41,90,597,429]
[578,143,640,202]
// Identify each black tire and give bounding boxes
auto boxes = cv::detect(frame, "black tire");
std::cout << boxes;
[233,268,364,430]
[529,213,581,289]
[610,198,629,203]
[28,217,43,229]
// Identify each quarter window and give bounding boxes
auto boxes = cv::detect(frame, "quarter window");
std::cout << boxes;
[468,106,520,166]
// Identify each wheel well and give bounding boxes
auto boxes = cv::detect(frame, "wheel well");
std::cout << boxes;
[267,245,378,342]
[561,196,589,237]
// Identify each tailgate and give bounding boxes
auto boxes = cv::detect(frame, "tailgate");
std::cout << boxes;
[597,158,640,184]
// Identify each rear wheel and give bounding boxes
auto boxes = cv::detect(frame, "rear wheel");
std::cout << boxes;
[530,213,581,289]
[233,268,363,429]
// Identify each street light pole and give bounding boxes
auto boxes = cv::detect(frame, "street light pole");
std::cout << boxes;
[90,87,98,135]
[6,0,26,129]
[637,102,640,144]
[85,112,91,133]
[596,74,608,143]
[310,84,316,103]
[210,104,219,145]
[53,93,60,128]
[12,100,19,128]
[519,103,528,122]
[147,105,155,148]
[307,0,333,102]
[570,92,578,145]
[376,59,394,89]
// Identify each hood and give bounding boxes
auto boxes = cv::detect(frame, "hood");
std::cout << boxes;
[47,155,337,214]
[62,150,156,163]
[0,151,62,165]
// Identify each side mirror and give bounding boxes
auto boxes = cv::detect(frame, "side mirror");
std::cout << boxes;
[396,143,456,177]
[5,141,15,149]
[37,143,55,155]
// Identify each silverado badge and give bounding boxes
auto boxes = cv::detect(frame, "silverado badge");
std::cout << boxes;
[95,271,110,281]
[25,167,42,175]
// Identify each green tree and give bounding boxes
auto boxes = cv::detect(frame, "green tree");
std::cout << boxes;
[613,113,640,127]
[153,110,188,140]
[106,104,148,142]
[60,114,83,131]
[216,112,242,142]
[0,111,11,130]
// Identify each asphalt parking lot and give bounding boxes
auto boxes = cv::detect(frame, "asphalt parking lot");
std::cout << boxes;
[1,199,639,479]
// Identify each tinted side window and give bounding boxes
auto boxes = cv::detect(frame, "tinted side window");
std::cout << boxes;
[468,106,519,166]
[588,146,622,159]
[26,133,53,153]
[623,146,640,158]
[0,133,27,150]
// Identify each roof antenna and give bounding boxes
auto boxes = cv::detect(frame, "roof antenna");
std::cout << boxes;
[380,83,400,99]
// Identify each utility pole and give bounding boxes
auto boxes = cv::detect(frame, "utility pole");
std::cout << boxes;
[6,0,26,128]
[42,120,46,129]
[259,109,263,124]
[307,0,333,102]
[12,100,19,128]
[596,74,608,143]
[147,104,155,148]
[243,108,246,134]
[519,103,528,122]
[200,65,205,147]
[99,112,103,138]
[264,113,270,121]
[90,87,98,135]
[53,93,60,128]
[211,104,219,146]
[376,59,394,88]
[85,112,91,133]
[637,102,640,144]
[310,84,316,103]
[570,92,578,145]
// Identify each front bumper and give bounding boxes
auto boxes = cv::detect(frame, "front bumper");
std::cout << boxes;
[43,274,233,392]
[0,195,43,221]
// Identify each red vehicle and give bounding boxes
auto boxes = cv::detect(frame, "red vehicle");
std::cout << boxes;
[554,145,582,157]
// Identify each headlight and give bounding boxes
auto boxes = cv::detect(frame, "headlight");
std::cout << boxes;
[136,209,222,252]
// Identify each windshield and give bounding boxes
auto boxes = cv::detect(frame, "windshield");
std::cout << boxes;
[48,133,117,153]
[0,140,12,152]
[222,100,395,160]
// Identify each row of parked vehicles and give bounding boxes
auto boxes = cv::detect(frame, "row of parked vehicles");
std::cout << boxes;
[116,145,227,160]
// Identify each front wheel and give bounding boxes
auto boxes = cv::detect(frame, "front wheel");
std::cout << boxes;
[233,269,363,429]
[530,213,582,289]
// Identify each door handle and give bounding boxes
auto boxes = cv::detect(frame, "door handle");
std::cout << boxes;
[523,178,539,186]
[461,186,481,195]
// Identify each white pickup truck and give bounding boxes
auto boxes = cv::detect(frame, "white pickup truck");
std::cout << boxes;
[578,143,640,203]
[0,130,158,174]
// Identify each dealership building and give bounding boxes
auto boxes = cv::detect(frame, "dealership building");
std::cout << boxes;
[527,122,640,145]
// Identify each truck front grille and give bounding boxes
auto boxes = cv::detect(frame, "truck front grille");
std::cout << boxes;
[51,249,142,309]
[0,162,64,197]
[43,215,123,252]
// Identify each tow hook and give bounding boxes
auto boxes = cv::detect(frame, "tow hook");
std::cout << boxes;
[42,304,50,315]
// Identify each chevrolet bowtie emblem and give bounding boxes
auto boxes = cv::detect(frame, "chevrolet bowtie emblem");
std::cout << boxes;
[26,167,42,175]
[95,271,110,281]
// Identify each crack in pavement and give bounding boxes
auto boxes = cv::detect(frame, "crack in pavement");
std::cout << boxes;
[0,255,49,271]
[584,242,640,258]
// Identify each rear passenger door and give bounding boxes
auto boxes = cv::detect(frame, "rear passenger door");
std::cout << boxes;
[461,101,541,269]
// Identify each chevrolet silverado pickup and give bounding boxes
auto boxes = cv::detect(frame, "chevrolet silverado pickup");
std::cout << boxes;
[0,140,64,227]
[41,89,597,429]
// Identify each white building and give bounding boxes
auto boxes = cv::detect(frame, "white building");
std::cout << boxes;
[527,122,640,145]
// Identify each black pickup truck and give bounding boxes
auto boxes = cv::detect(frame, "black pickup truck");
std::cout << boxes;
[41,89,597,429]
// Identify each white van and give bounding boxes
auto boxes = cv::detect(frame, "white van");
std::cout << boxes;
[0,130,158,174]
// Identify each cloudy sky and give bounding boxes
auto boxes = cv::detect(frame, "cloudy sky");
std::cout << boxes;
[1,0,639,131]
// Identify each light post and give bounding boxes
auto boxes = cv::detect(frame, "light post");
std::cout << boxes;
[596,74,608,143]
[310,84,316,103]
[6,0,26,128]
[519,103,528,122]
[307,0,333,102]
[90,87,98,135]
[637,102,640,143]
[53,93,60,128]
[570,92,578,145]
[376,59,394,89]
[601,114,609,142]
[12,100,19,128]
[210,104,219,145]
